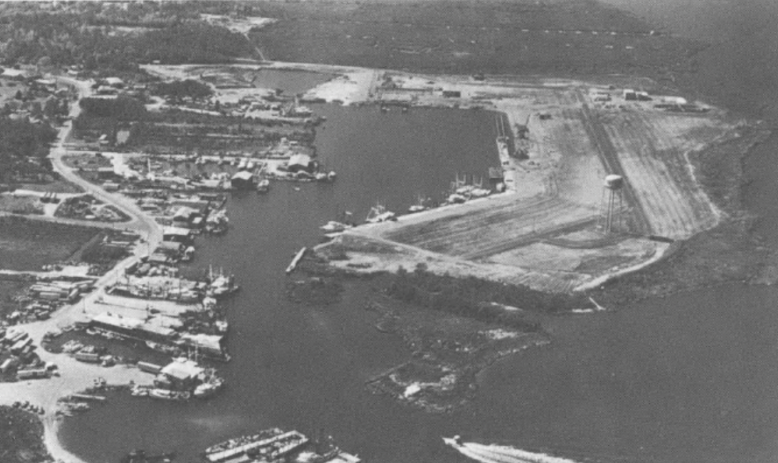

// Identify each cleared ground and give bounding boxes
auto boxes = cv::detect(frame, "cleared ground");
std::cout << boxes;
[313,72,743,292]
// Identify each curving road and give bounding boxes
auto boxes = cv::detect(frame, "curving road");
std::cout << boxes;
[0,76,167,463]
[50,77,161,245]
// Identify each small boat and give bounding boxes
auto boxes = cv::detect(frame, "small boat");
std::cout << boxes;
[320,221,351,233]
[366,203,395,223]
[194,378,224,399]
[256,178,270,193]
[408,194,428,213]
[148,388,190,401]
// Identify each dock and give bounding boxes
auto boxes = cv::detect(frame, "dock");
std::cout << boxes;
[69,393,106,402]
[286,247,307,274]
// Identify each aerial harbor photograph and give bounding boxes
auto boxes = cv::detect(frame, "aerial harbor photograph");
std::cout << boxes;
[0,0,777,462]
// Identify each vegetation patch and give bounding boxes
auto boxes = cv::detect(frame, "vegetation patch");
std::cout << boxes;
[364,297,548,413]
[0,216,101,271]
[0,405,50,463]
[387,264,590,320]
[286,277,344,306]
[153,79,213,101]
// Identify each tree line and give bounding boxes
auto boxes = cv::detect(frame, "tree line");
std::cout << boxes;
[386,264,590,331]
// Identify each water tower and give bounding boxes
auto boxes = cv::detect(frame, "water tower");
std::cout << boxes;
[600,174,624,233]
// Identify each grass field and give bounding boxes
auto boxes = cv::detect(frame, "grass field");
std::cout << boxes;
[0,217,101,271]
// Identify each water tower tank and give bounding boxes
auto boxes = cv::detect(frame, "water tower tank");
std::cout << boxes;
[604,174,623,190]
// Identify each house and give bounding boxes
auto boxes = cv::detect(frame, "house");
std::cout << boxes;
[158,359,203,389]
[162,226,194,244]
[287,154,314,173]
[104,77,125,89]
[230,171,255,189]
[156,241,184,256]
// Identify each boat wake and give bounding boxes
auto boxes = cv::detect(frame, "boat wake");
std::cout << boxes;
[444,438,580,463]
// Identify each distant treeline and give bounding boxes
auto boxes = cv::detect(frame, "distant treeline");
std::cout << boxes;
[78,96,147,121]
[386,264,590,331]
[153,79,213,101]
[0,117,57,183]
[0,3,253,71]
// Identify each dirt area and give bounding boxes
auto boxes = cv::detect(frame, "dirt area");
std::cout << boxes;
[0,216,102,271]
[54,195,131,223]
[364,296,548,413]
[309,72,747,295]
[0,405,50,463]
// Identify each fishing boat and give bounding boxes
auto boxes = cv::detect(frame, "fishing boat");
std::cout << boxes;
[193,377,224,399]
[148,388,190,401]
[256,178,270,193]
[408,194,428,213]
[320,221,352,233]
[365,203,395,224]
[207,266,240,298]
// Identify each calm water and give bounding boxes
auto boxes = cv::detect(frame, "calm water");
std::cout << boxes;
[59,105,499,463]
[61,2,778,459]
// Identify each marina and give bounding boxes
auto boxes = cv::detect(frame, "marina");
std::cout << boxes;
[0,1,773,461]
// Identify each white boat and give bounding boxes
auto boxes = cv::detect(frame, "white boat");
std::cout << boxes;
[256,178,270,193]
[408,194,428,213]
[148,388,190,401]
[194,378,224,399]
[320,221,351,233]
[365,203,395,223]
[237,158,248,170]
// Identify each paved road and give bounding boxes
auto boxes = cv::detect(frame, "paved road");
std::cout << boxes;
[50,77,162,246]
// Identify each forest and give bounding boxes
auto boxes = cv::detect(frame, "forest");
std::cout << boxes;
[385,264,592,331]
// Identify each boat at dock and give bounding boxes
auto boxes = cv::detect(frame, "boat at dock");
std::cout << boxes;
[365,203,395,224]
[408,194,428,213]
[256,178,270,193]
[148,388,190,401]
[206,266,240,298]
[202,428,360,463]
[203,429,308,463]
[193,377,224,399]
[320,221,352,233]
